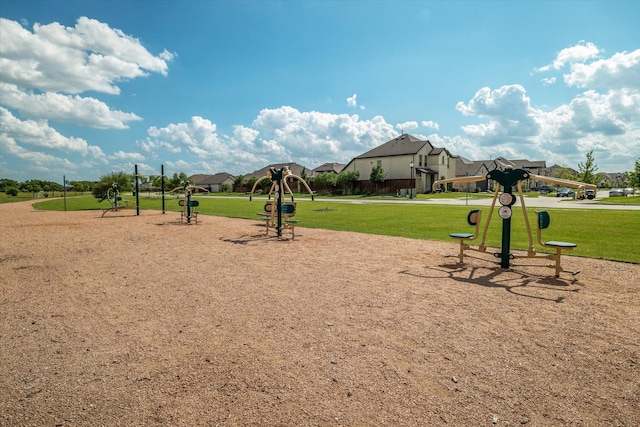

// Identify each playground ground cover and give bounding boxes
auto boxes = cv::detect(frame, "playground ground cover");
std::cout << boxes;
[1,200,639,426]
[31,194,640,264]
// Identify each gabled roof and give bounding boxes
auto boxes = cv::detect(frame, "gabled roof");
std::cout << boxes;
[454,156,490,177]
[507,158,546,170]
[430,146,454,158]
[355,134,433,159]
[190,172,234,186]
[313,162,345,174]
[243,162,310,181]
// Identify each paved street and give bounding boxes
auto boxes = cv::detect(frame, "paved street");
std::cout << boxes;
[304,190,640,210]
[204,191,640,210]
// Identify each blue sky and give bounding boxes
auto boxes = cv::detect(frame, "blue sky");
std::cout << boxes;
[1,0,639,183]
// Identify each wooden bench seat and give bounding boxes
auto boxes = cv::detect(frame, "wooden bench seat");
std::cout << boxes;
[536,210,577,277]
[449,209,482,263]
[257,202,299,239]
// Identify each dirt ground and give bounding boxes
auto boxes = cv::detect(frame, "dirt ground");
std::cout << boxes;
[0,200,638,426]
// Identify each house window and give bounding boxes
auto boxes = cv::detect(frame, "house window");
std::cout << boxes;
[377,160,382,167]
[419,155,423,167]
[442,156,445,165]
[447,157,450,168]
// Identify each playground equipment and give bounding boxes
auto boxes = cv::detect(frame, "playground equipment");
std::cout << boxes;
[249,166,314,238]
[257,201,300,239]
[101,183,131,217]
[449,209,483,263]
[434,168,596,277]
[170,183,209,224]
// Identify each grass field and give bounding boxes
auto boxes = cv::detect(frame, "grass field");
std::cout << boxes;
[17,192,640,264]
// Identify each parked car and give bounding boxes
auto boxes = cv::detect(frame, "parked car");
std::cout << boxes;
[609,188,625,196]
[585,188,596,199]
[556,187,575,198]
[623,188,635,196]
[534,185,554,194]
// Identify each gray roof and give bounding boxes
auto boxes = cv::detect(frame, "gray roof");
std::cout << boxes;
[190,172,234,186]
[454,156,489,177]
[313,162,345,174]
[243,162,310,181]
[356,134,432,159]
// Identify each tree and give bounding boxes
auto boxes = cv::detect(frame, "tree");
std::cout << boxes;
[150,175,164,190]
[369,165,386,193]
[313,172,337,195]
[577,151,602,185]
[1,178,18,192]
[21,180,42,194]
[336,170,359,194]
[233,175,244,189]
[69,181,88,193]
[92,171,133,201]
[626,158,640,189]
[246,176,258,191]
[553,166,577,181]
[165,172,191,190]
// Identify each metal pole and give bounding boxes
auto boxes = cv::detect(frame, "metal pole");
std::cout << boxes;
[161,164,165,214]
[135,164,140,216]
[500,188,513,269]
[63,175,67,211]
[186,187,192,224]
[409,161,414,199]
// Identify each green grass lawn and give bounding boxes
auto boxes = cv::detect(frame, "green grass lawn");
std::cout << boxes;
[25,193,640,264]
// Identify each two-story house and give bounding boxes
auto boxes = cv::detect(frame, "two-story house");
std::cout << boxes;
[341,134,456,194]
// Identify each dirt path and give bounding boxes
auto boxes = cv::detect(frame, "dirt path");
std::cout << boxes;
[1,201,638,426]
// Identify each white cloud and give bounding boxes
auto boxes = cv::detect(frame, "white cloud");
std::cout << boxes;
[396,121,418,131]
[0,132,80,173]
[456,84,540,143]
[536,40,600,72]
[564,49,640,90]
[455,79,640,171]
[0,107,105,156]
[541,77,556,86]
[251,106,397,165]
[111,150,145,161]
[552,41,600,70]
[146,116,227,158]
[139,107,399,174]
[0,83,142,129]
[0,17,172,94]
[346,93,357,107]
[421,120,439,130]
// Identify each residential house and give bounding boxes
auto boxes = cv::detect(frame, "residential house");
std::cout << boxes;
[312,162,345,177]
[453,156,492,192]
[548,164,579,178]
[453,156,548,192]
[602,172,626,187]
[341,134,456,194]
[189,172,235,192]
[242,162,312,192]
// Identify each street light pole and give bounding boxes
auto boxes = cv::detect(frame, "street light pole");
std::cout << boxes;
[409,161,414,199]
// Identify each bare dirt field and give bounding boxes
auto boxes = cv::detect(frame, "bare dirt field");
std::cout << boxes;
[1,200,638,426]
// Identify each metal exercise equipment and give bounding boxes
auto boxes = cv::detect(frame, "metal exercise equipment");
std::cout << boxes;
[433,168,597,276]
[170,183,209,224]
[249,166,314,238]
[101,183,129,217]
